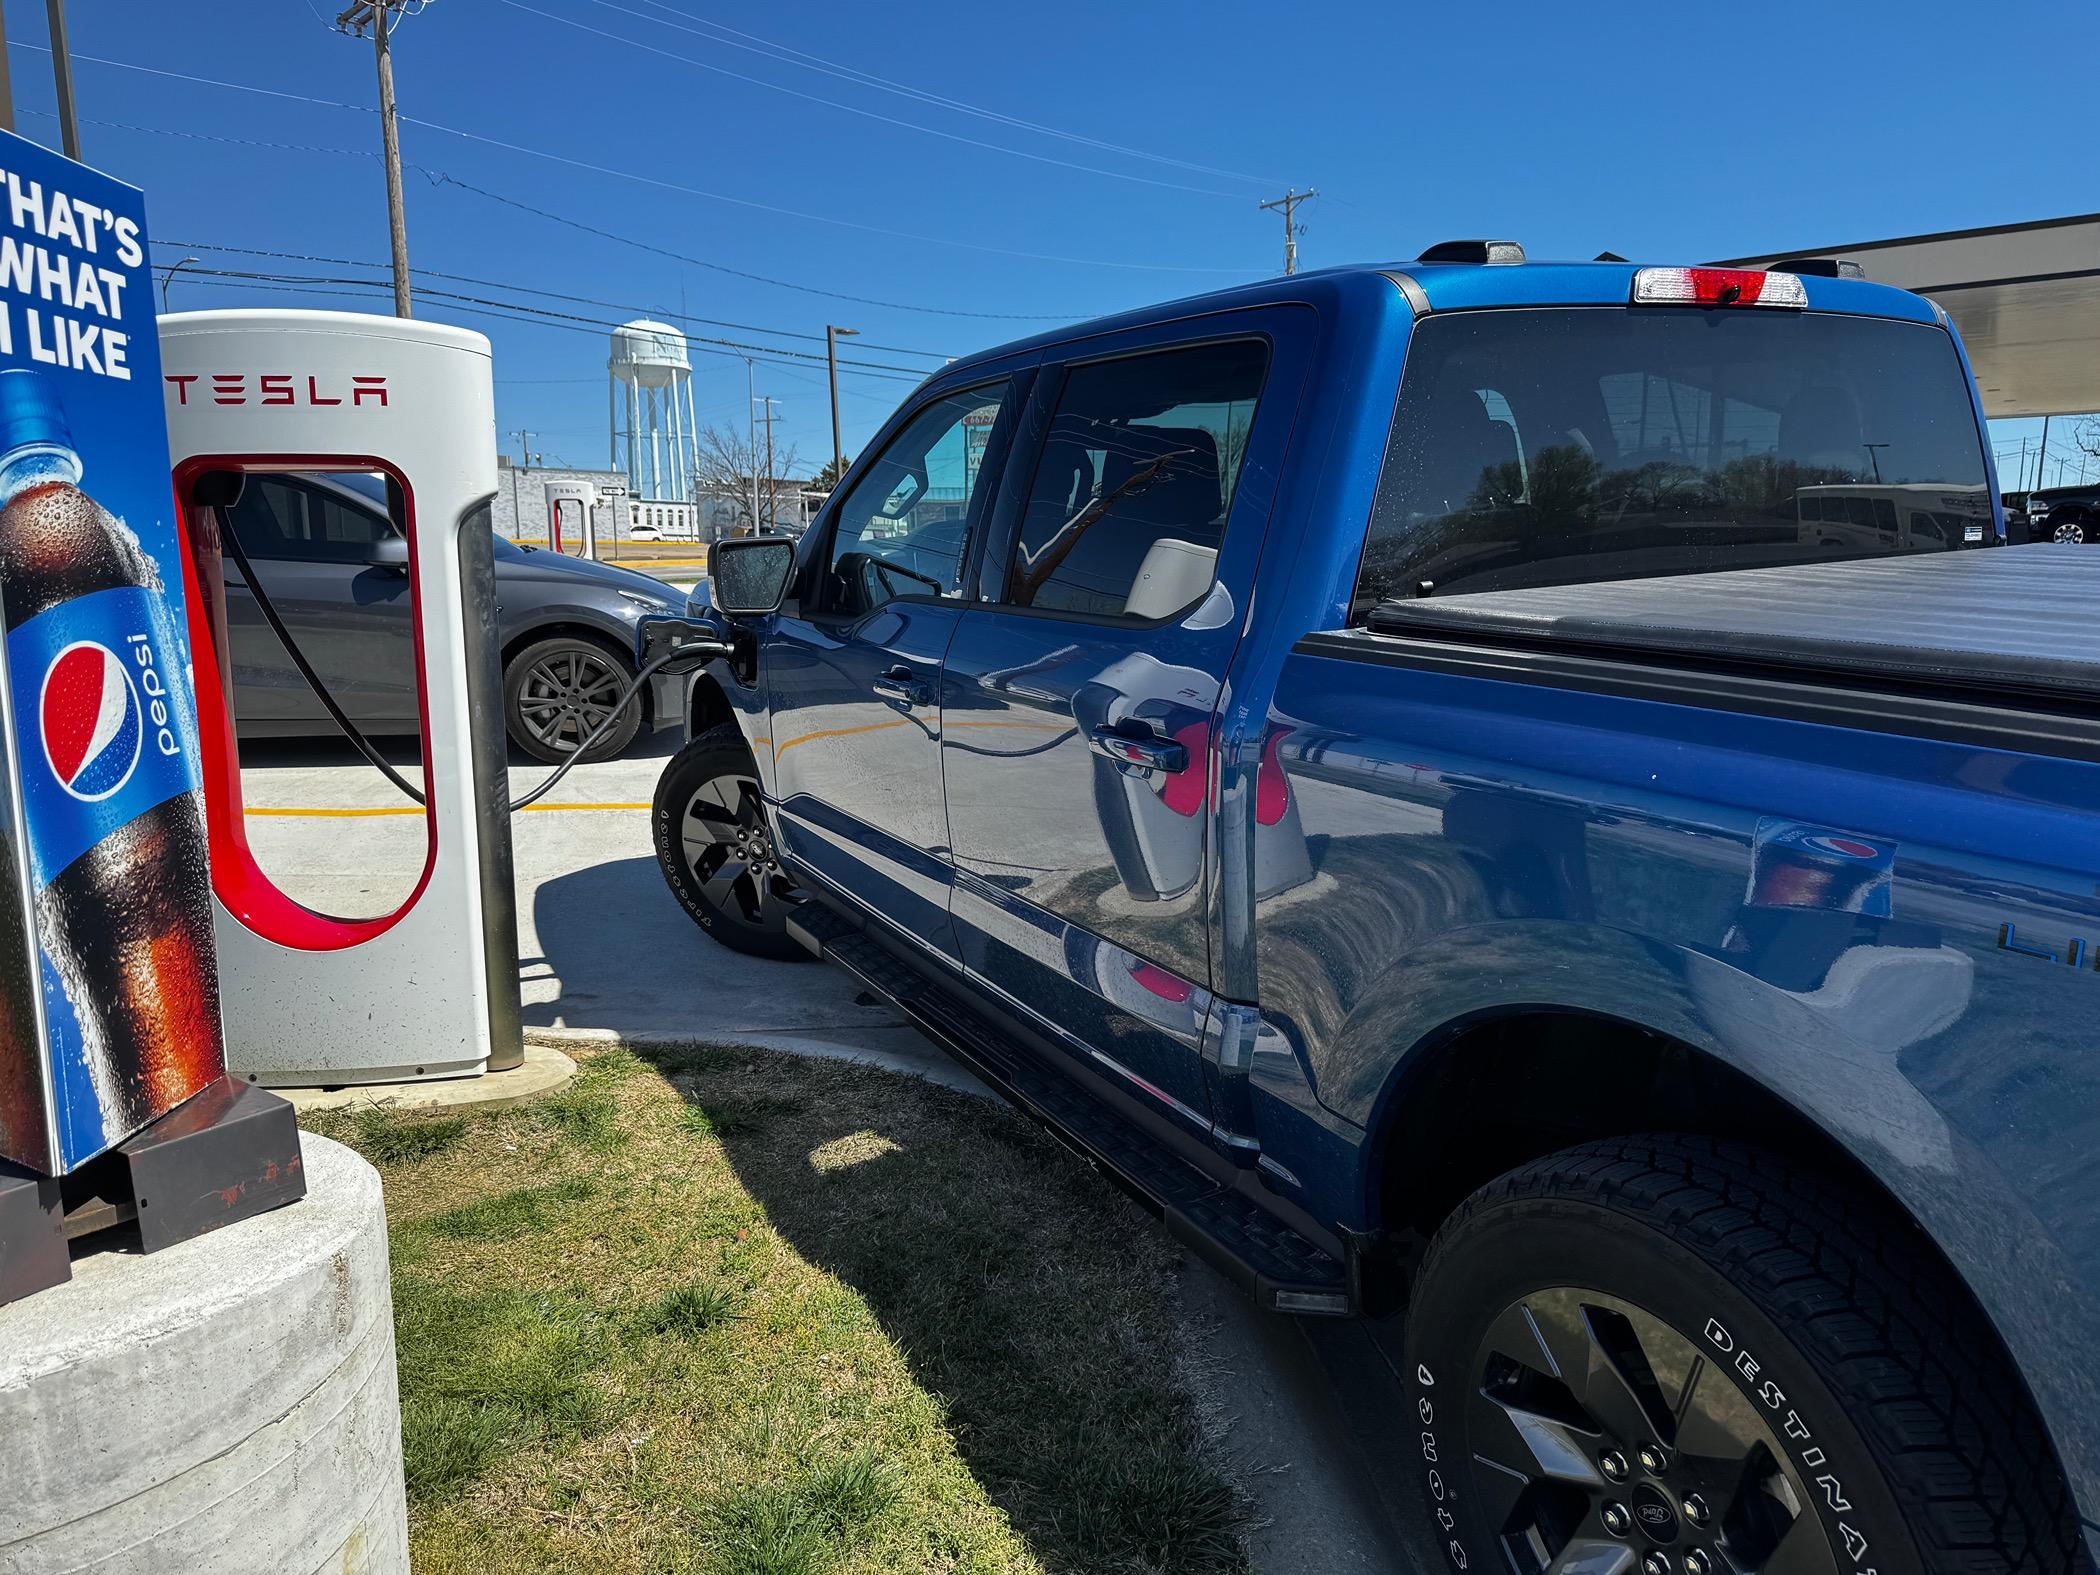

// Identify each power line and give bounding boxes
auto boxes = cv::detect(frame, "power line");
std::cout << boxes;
[6,40,371,111]
[24,103,1062,321]
[401,115,1248,274]
[162,274,925,384]
[422,171,1083,318]
[497,0,1248,199]
[17,106,377,160]
[158,261,939,377]
[6,42,1247,277]
[157,238,958,358]
[619,0,1280,188]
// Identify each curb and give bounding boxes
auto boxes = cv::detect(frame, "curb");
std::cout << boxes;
[523,1023,996,1100]
[282,1042,578,1115]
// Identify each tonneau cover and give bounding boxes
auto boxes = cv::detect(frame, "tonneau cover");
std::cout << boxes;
[1366,546,2100,699]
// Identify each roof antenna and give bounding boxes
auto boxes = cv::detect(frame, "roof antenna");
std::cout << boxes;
[1594,250,1629,262]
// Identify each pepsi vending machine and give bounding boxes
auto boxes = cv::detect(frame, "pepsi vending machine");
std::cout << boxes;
[0,129,299,1304]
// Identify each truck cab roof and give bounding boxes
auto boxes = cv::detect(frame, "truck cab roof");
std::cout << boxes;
[939,255,1945,383]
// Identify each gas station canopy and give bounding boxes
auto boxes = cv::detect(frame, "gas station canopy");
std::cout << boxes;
[1725,214,2100,419]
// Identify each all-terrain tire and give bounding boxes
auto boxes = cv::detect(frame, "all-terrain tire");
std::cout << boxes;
[1402,1135,2080,1575]
[652,724,805,960]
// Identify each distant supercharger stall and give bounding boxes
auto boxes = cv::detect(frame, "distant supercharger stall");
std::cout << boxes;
[160,309,523,1086]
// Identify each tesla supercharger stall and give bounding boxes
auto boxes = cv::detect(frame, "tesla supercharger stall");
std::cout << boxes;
[544,478,596,557]
[159,309,522,1086]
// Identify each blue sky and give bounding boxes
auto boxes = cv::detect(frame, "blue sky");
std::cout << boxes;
[4,0,2095,484]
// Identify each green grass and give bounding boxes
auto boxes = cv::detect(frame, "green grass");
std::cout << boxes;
[394,1280,613,1501]
[318,1043,1253,1573]
[526,1047,638,1152]
[317,1107,468,1166]
[414,1177,596,1242]
[634,1280,741,1338]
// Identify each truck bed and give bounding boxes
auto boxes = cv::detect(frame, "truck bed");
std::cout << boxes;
[1366,545,2100,703]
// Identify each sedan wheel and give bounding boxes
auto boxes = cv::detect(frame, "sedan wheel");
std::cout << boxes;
[503,637,643,763]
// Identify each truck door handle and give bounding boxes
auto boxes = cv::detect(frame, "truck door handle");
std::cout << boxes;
[1090,726,1187,774]
[872,665,933,707]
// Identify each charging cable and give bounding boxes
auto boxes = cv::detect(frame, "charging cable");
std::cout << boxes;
[218,515,431,806]
[219,519,694,815]
[505,651,681,811]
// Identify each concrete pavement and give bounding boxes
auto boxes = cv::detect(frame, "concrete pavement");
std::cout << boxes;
[235,726,962,1083]
[234,719,1419,1573]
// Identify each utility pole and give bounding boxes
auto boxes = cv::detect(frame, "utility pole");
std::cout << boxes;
[336,0,416,317]
[511,430,539,468]
[2036,415,2051,492]
[753,398,783,533]
[826,325,858,487]
[44,1,79,158]
[1,3,82,154]
[1259,188,1314,275]
[0,3,13,135]
[739,359,760,532]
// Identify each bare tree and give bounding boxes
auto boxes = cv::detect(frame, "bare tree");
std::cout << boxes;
[693,422,803,531]
[2075,418,2100,470]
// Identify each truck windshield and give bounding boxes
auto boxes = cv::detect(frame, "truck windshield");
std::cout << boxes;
[1355,307,1992,614]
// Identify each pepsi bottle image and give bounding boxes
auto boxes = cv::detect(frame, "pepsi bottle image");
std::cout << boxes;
[0,367,223,1169]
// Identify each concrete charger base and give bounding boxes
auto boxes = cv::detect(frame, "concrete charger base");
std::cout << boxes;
[0,1134,408,1574]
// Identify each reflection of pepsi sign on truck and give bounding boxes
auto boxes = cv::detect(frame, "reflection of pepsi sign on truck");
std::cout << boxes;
[1796,482,1992,550]
[661,247,2100,1573]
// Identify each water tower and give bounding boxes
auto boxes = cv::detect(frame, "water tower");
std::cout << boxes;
[608,319,698,502]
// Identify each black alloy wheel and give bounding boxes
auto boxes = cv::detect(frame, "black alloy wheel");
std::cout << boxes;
[651,724,805,959]
[1459,1286,1830,1575]
[1404,1137,2080,1575]
[505,636,642,763]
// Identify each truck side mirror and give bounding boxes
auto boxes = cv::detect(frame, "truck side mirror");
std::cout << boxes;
[366,534,410,573]
[709,536,795,616]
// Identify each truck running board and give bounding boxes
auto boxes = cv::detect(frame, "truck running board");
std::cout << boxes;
[789,902,1355,1317]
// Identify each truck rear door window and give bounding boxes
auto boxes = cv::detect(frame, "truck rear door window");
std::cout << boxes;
[1354,308,1991,615]
[1004,339,1267,622]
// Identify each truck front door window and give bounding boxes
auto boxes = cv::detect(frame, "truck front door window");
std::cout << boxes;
[824,383,1007,617]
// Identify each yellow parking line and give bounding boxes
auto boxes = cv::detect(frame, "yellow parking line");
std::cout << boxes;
[244,802,650,817]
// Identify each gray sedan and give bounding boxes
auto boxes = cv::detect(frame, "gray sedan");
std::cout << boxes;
[221,471,690,761]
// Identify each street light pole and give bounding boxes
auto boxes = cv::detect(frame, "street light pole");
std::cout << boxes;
[826,324,858,486]
[159,256,201,313]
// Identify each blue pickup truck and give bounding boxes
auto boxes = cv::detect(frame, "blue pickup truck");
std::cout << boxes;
[649,246,2099,1575]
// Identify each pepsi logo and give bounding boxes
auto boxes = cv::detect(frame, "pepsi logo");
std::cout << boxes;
[1803,834,1884,861]
[39,640,142,802]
